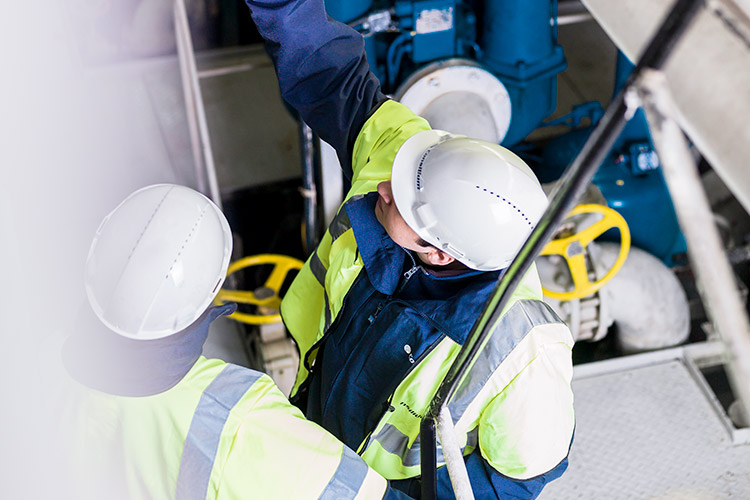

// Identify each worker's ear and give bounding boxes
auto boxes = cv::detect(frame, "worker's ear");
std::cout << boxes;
[424,248,455,266]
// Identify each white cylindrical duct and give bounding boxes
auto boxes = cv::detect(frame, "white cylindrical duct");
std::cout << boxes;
[597,242,690,352]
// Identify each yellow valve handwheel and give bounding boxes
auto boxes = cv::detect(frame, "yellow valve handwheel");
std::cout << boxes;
[540,204,631,301]
[214,254,304,325]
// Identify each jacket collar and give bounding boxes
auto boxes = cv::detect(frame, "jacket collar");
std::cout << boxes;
[346,192,406,295]
[62,303,236,397]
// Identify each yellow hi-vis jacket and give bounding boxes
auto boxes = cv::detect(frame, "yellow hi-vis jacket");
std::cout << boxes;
[281,100,575,481]
[66,356,389,500]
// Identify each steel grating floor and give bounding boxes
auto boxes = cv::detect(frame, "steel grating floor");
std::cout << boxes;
[539,349,750,499]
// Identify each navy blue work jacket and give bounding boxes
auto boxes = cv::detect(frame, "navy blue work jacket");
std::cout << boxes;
[246,0,568,497]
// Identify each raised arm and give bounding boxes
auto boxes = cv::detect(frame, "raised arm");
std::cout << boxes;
[245,0,387,177]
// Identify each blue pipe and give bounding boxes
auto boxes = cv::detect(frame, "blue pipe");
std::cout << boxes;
[324,0,374,24]
[482,0,555,68]
[387,32,414,87]
[480,0,566,146]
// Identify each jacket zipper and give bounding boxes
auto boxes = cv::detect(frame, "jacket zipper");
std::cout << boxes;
[319,262,421,423]
[358,309,449,455]
[365,264,420,327]
[403,265,420,280]
[293,272,368,402]
[395,250,422,296]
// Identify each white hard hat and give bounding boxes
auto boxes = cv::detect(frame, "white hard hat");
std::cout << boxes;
[85,184,232,340]
[391,130,548,271]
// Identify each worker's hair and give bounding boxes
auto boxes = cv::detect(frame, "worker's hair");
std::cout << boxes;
[416,237,433,249]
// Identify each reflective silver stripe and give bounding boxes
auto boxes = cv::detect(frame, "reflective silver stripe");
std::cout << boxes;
[371,424,411,464]
[308,251,333,330]
[318,446,369,500]
[176,365,262,500]
[366,301,560,470]
[371,424,479,467]
[466,427,478,450]
[329,208,352,242]
[323,290,332,331]
[316,206,352,326]
[309,251,327,287]
[307,249,333,330]
[314,201,355,332]
[448,300,564,423]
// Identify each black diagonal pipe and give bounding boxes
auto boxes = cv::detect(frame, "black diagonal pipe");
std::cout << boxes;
[420,418,437,499]
[300,121,324,253]
[420,0,704,498]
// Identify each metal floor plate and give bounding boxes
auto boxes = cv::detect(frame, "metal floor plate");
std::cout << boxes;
[539,352,750,499]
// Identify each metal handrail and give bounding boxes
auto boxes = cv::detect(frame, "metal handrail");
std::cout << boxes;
[420,1,705,498]
[173,0,223,210]
[637,68,750,431]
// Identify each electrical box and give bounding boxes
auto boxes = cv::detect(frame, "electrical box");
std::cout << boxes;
[412,1,457,63]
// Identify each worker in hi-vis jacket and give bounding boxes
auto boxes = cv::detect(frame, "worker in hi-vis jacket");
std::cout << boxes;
[62,184,408,500]
[244,1,576,498]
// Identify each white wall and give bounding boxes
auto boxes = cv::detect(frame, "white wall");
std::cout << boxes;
[1,3,196,496]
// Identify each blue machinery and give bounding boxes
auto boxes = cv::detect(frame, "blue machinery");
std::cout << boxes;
[322,0,686,265]
[541,53,687,264]
[326,0,566,146]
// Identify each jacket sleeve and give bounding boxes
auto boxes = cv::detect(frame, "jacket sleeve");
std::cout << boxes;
[217,373,411,499]
[439,332,574,499]
[435,449,569,500]
[245,0,387,177]
[431,322,575,499]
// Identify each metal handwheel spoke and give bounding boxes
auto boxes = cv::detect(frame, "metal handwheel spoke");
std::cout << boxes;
[264,260,298,292]
[539,237,569,257]
[217,254,304,325]
[577,213,618,246]
[567,253,592,289]
[215,289,263,305]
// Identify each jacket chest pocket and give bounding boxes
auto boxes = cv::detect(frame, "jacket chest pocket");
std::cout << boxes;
[354,305,443,425]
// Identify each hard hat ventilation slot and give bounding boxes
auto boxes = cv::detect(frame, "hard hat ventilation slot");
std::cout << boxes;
[166,206,208,279]
[128,186,173,262]
[415,148,432,191]
[474,185,532,226]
